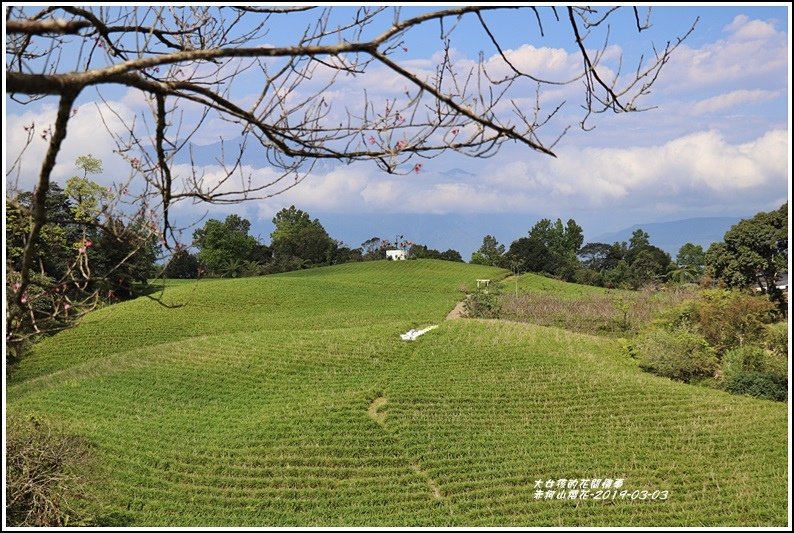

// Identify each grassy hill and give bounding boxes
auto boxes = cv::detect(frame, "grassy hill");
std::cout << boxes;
[500,271,617,297]
[6,260,787,526]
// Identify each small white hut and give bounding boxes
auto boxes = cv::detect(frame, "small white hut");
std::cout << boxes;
[386,250,406,261]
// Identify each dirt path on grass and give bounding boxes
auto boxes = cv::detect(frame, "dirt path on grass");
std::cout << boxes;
[446,299,467,320]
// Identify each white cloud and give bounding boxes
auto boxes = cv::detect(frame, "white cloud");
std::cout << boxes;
[723,14,778,41]
[660,15,786,94]
[691,89,781,115]
[5,99,139,191]
[209,129,787,222]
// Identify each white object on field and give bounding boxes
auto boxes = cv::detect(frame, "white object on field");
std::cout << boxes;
[400,325,439,341]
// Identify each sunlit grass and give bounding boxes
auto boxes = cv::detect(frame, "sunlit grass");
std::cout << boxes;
[7,260,787,526]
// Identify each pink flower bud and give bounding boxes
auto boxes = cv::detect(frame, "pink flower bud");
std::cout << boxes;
[413,163,423,174]
[395,140,407,151]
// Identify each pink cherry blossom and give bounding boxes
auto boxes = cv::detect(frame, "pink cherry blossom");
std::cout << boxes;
[395,140,407,151]
[413,163,423,174]
[368,136,377,145]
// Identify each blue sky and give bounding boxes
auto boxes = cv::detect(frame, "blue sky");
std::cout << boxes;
[4,5,790,257]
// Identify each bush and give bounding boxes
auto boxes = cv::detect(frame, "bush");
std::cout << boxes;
[721,345,787,402]
[633,329,718,383]
[763,322,788,357]
[655,289,776,354]
[721,345,765,379]
[724,372,787,402]
[6,417,92,526]
[464,286,502,318]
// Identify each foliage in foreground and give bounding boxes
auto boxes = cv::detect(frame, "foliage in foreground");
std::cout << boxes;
[6,417,92,527]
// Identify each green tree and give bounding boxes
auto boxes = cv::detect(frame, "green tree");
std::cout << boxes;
[360,237,384,260]
[193,215,260,275]
[676,243,706,272]
[439,249,464,262]
[627,249,668,289]
[162,248,201,279]
[668,242,706,284]
[270,206,336,266]
[90,216,160,299]
[508,217,583,280]
[625,229,651,265]
[705,203,788,309]
[6,184,78,280]
[578,242,613,272]
[470,235,505,266]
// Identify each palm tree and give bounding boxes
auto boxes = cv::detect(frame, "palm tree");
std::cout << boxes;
[220,258,245,278]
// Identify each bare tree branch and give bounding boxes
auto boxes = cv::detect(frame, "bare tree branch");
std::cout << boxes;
[4,5,696,330]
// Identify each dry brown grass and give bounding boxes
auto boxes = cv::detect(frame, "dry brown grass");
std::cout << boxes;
[500,286,696,336]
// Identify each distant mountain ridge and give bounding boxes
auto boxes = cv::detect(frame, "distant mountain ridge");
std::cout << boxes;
[592,216,744,255]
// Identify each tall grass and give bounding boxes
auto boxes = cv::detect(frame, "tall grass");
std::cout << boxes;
[500,287,696,336]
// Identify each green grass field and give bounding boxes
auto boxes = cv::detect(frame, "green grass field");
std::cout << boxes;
[7,260,788,526]
[500,271,616,298]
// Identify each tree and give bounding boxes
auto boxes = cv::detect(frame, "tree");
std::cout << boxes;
[676,243,706,273]
[361,237,384,260]
[508,217,583,280]
[578,242,613,272]
[668,242,706,284]
[270,206,336,266]
[6,157,159,355]
[439,249,464,263]
[193,215,260,275]
[162,248,201,279]
[627,249,667,289]
[5,7,695,350]
[625,229,651,265]
[705,203,788,309]
[470,235,505,266]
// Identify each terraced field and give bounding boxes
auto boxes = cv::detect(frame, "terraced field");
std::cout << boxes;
[7,260,788,526]
[500,271,617,298]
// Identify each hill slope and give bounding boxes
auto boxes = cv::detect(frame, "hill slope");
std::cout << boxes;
[7,260,787,526]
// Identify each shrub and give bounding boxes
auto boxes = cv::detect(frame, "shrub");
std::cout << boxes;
[6,417,92,526]
[721,345,765,379]
[464,286,502,318]
[655,289,776,354]
[633,329,718,383]
[721,345,787,402]
[724,372,787,402]
[763,322,788,357]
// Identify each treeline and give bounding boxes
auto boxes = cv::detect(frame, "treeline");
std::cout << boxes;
[470,219,676,290]
[469,203,787,309]
[163,206,464,279]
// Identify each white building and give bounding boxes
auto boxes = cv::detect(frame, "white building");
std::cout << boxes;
[386,250,406,261]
